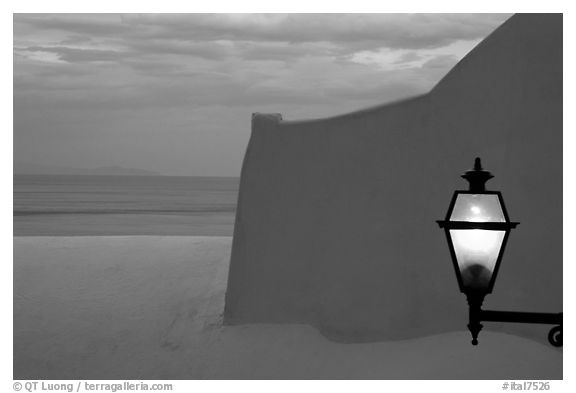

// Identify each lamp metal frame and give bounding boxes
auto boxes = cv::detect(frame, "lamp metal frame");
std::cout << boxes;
[436,158,562,347]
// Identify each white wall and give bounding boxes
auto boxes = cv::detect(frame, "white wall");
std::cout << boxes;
[225,14,562,343]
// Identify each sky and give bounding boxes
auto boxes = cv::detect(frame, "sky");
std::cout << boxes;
[13,13,512,177]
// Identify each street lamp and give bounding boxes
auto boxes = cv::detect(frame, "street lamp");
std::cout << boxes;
[437,158,562,347]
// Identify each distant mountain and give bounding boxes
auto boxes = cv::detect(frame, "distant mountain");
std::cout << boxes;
[14,162,161,176]
[83,166,160,176]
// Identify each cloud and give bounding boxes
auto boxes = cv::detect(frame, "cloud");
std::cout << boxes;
[15,14,511,57]
[118,13,510,50]
[15,13,129,36]
[20,45,124,63]
[13,13,512,175]
[126,39,233,60]
[422,54,460,70]
[394,52,424,65]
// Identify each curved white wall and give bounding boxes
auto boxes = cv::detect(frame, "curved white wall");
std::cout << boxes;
[224,14,562,343]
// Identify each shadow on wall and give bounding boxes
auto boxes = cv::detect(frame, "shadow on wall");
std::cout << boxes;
[224,13,563,345]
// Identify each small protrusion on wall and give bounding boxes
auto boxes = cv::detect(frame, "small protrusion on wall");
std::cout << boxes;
[252,113,283,131]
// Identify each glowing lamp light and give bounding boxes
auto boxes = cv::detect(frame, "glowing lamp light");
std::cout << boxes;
[437,158,517,294]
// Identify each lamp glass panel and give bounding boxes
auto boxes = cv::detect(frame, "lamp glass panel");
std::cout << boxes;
[449,194,505,222]
[449,229,505,290]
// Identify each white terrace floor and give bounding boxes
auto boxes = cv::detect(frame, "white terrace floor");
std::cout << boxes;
[13,236,562,380]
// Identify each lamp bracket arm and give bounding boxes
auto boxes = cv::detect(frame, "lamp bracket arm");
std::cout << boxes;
[478,310,562,325]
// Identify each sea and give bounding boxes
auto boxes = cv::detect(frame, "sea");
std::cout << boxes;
[13,175,239,236]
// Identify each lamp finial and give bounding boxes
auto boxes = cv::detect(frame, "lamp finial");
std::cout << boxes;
[474,157,483,171]
[462,157,493,192]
